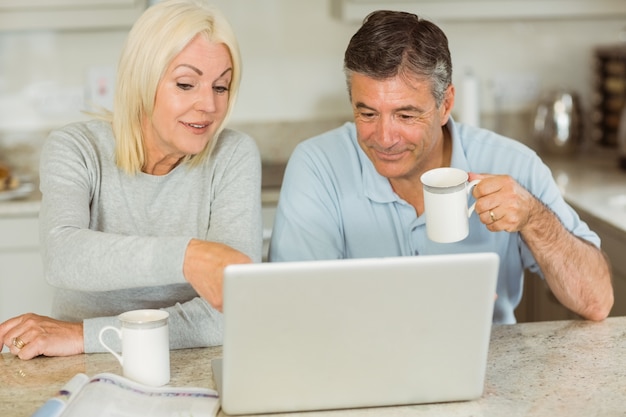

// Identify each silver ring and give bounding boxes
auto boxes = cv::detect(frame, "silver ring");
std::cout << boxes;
[489,210,496,222]
[12,337,26,350]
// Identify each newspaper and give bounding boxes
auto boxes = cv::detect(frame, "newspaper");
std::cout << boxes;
[30,372,220,417]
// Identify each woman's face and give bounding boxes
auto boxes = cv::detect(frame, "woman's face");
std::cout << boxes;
[143,34,233,171]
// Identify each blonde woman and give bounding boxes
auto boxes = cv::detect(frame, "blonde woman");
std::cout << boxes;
[1,0,261,359]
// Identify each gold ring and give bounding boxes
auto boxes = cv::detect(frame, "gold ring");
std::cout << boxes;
[489,211,496,222]
[12,337,26,350]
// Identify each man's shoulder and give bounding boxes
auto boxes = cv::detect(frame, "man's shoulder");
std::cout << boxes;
[457,124,540,168]
[455,123,551,193]
[294,122,358,159]
[283,122,367,190]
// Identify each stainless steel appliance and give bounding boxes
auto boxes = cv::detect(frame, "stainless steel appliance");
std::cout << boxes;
[533,90,582,154]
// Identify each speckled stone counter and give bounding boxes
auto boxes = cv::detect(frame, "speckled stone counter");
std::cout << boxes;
[2,143,625,230]
[2,317,626,417]
[541,146,626,233]
[0,185,40,217]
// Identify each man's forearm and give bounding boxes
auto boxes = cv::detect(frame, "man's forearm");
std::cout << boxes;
[521,200,613,321]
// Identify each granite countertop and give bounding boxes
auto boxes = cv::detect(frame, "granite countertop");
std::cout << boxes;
[0,164,287,217]
[0,184,41,217]
[2,317,626,416]
[1,145,625,234]
[541,147,626,233]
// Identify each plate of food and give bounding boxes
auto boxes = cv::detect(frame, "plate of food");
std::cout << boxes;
[0,182,35,201]
[0,163,35,201]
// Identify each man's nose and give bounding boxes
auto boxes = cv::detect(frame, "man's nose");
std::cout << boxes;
[375,116,397,146]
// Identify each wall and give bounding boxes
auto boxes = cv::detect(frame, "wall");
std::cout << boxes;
[0,0,625,159]
[211,1,626,123]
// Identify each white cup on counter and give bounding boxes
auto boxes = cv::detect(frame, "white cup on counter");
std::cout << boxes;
[420,167,481,243]
[98,309,170,386]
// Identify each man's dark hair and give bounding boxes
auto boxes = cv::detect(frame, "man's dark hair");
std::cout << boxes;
[344,10,452,106]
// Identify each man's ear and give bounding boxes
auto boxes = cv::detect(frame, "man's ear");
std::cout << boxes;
[440,84,455,125]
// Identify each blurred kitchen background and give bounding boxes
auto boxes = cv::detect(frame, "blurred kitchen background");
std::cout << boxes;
[1,0,626,169]
[2,0,626,327]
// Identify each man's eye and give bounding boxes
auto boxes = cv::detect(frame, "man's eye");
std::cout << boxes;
[397,114,417,122]
[177,83,194,91]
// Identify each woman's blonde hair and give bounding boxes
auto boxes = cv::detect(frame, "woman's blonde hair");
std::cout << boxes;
[109,0,241,174]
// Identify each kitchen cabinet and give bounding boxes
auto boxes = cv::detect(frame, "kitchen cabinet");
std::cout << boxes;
[261,205,276,262]
[0,0,148,31]
[515,203,626,322]
[579,205,626,317]
[334,0,626,22]
[0,215,54,332]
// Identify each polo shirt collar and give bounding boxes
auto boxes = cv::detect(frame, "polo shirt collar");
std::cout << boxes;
[352,134,399,204]
[447,117,471,172]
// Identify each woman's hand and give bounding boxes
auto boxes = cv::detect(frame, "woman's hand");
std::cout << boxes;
[183,239,252,312]
[0,313,84,360]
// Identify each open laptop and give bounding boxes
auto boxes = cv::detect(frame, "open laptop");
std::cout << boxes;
[212,252,499,415]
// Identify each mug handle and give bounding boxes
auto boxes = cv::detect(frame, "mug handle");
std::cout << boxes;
[98,326,123,366]
[466,179,482,216]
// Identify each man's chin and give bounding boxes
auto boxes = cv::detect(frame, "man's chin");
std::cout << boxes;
[372,162,411,180]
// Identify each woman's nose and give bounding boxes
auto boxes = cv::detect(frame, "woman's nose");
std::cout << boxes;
[194,89,217,113]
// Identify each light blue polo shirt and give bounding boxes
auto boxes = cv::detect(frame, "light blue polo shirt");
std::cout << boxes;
[269,119,599,323]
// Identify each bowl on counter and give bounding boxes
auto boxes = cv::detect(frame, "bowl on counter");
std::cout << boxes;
[533,90,582,155]
[0,181,35,202]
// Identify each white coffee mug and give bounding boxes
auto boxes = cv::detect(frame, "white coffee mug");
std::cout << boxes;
[99,309,170,386]
[420,167,481,243]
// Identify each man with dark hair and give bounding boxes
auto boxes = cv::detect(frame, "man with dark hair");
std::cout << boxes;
[270,10,613,324]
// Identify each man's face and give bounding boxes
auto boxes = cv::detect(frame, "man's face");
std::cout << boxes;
[350,73,453,184]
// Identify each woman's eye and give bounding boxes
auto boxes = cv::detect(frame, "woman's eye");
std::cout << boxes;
[213,85,229,94]
[176,83,193,91]
[176,83,194,91]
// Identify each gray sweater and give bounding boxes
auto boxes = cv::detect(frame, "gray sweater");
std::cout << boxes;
[39,119,262,353]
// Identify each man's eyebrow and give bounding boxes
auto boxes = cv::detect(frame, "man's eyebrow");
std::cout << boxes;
[355,102,375,111]
[395,105,423,112]
[355,102,423,112]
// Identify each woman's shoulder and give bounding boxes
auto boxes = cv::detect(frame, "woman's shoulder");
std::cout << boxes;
[46,119,114,153]
[219,127,256,144]
[215,127,260,157]
[42,120,114,168]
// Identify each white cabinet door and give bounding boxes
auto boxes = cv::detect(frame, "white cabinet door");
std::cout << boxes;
[0,216,54,329]
[0,0,147,31]
[335,0,626,22]
[0,251,52,321]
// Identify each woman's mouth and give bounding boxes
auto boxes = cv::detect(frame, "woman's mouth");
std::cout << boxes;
[184,122,210,129]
